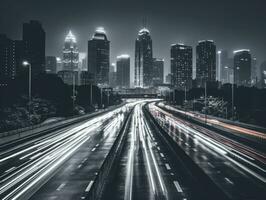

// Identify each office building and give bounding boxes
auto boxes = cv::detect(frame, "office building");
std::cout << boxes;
[134,28,153,88]
[63,31,79,71]
[45,56,57,74]
[171,44,192,89]
[87,27,110,86]
[109,63,117,88]
[23,20,45,77]
[196,40,216,87]
[233,49,251,87]
[116,54,130,88]
[152,58,164,85]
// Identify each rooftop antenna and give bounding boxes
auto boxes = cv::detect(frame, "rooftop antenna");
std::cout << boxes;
[142,17,147,28]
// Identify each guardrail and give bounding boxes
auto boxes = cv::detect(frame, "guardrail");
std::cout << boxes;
[0,103,125,147]
[85,107,133,200]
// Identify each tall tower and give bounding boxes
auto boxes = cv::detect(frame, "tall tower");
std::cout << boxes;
[63,31,79,71]
[196,40,216,87]
[171,44,193,90]
[134,27,153,88]
[152,58,164,85]
[217,50,228,84]
[87,27,110,86]
[23,20,45,77]
[116,54,130,88]
[233,49,251,87]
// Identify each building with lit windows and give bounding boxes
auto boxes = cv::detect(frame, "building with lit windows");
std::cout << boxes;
[116,54,130,88]
[62,31,79,71]
[134,28,153,88]
[171,44,192,90]
[260,61,266,88]
[45,56,57,74]
[58,31,79,85]
[87,27,110,86]
[152,58,164,86]
[196,40,216,87]
[233,49,251,87]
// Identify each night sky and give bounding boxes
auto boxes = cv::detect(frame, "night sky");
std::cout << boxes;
[1,0,265,82]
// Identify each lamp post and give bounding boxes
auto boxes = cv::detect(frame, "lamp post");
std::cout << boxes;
[22,61,31,118]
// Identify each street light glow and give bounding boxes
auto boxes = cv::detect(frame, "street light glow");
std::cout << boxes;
[22,61,30,66]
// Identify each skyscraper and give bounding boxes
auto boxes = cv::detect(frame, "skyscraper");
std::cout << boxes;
[45,56,57,74]
[87,27,110,86]
[63,31,79,71]
[217,50,230,84]
[58,31,79,85]
[23,20,45,77]
[171,44,193,89]
[109,63,117,88]
[233,49,251,87]
[260,61,266,88]
[116,54,130,88]
[196,40,216,87]
[134,28,153,88]
[0,34,15,82]
[251,57,258,86]
[0,35,24,82]
[152,58,164,85]
[165,73,172,84]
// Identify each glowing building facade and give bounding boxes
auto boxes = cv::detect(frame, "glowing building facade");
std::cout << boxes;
[116,54,130,88]
[63,31,79,71]
[196,40,216,87]
[233,49,251,87]
[171,44,192,89]
[134,28,153,88]
[87,27,110,86]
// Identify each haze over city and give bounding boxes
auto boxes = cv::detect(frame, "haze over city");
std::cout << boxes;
[1,0,266,82]
[0,1,265,200]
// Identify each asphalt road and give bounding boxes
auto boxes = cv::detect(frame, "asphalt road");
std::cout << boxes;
[148,102,266,200]
[102,103,199,200]
[0,103,133,200]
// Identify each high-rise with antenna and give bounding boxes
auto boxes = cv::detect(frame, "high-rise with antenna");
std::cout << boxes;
[134,18,153,88]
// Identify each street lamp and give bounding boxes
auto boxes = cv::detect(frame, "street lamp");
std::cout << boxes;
[22,61,31,118]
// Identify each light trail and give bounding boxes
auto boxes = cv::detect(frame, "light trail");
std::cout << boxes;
[0,103,137,200]
[148,103,266,183]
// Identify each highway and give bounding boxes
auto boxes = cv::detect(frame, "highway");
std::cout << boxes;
[0,102,138,200]
[0,99,265,200]
[148,102,266,200]
[102,103,199,200]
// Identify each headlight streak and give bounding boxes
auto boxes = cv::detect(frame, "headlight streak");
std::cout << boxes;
[0,103,137,200]
[148,103,266,183]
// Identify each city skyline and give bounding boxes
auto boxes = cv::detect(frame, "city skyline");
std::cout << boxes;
[1,0,266,82]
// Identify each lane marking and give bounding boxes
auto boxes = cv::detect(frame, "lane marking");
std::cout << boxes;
[207,162,215,168]
[201,155,208,160]
[165,163,171,170]
[225,177,234,185]
[85,181,94,192]
[5,167,16,173]
[160,153,165,158]
[56,183,66,191]
[173,181,183,193]
[91,148,96,152]
[95,144,99,147]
